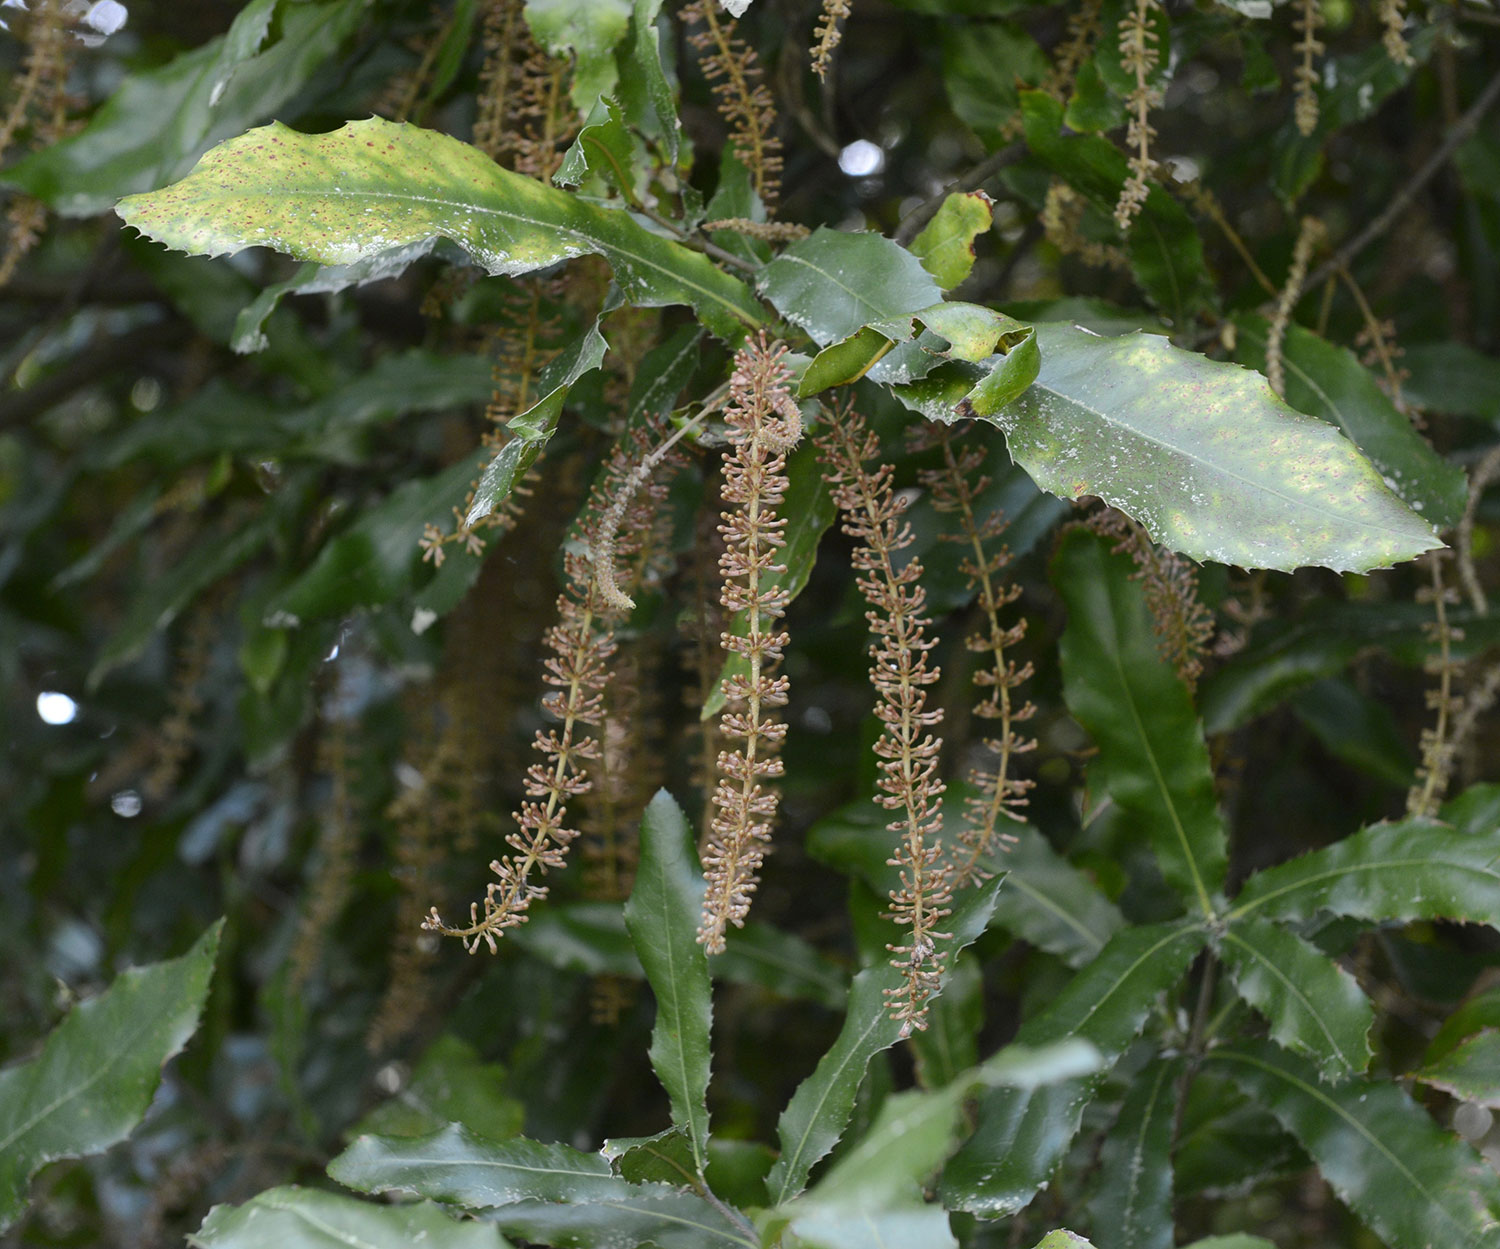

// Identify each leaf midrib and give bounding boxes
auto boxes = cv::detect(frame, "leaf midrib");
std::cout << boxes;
[1023,370,1421,541]
[139,182,760,329]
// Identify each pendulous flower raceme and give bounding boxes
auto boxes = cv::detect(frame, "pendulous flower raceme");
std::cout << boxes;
[423,421,678,952]
[819,402,951,1036]
[697,334,802,954]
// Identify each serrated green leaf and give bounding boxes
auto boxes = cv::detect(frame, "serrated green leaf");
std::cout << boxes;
[786,1042,1100,1245]
[190,1187,509,1249]
[1054,528,1228,914]
[466,314,612,525]
[603,1127,699,1187]
[0,920,222,1233]
[330,1122,619,1207]
[757,227,943,348]
[992,324,1441,573]
[704,440,835,719]
[767,877,1005,1205]
[1413,1030,1500,1108]
[1032,1233,1097,1249]
[116,118,762,341]
[1230,819,1500,928]
[1233,316,1466,529]
[910,192,994,290]
[942,921,1205,1216]
[556,95,639,196]
[615,0,680,162]
[1086,1058,1178,1249]
[351,1035,523,1143]
[1425,982,1500,1063]
[623,791,713,1173]
[5,0,367,217]
[1219,917,1373,1081]
[1211,1040,1500,1248]
[984,824,1126,968]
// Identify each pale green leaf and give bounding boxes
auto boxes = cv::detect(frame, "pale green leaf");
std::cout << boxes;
[0,920,222,1233]
[1055,529,1228,915]
[1219,917,1374,1081]
[116,118,762,341]
[1229,819,1500,928]
[1233,316,1466,528]
[1212,1041,1500,1248]
[786,1206,958,1249]
[989,323,1440,573]
[189,1187,508,1249]
[623,791,713,1173]
[615,0,680,162]
[910,192,994,289]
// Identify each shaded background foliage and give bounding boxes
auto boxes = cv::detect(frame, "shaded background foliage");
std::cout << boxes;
[1,0,1500,1246]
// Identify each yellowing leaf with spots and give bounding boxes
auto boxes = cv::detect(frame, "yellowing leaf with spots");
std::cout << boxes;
[984,324,1442,573]
[115,117,762,341]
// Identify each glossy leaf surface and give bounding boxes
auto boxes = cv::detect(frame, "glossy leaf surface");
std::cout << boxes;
[1219,917,1373,1081]
[757,227,943,348]
[622,791,713,1172]
[767,877,1004,1205]
[0,921,222,1233]
[1214,1041,1500,1249]
[6,0,367,216]
[1233,316,1466,528]
[1086,1058,1178,1249]
[1231,819,1500,927]
[330,1123,620,1207]
[117,118,762,340]
[990,324,1441,573]
[1055,529,1227,914]
[942,921,1205,1215]
[987,825,1126,968]
[1412,1030,1500,1108]
[910,192,994,290]
[190,1187,508,1249]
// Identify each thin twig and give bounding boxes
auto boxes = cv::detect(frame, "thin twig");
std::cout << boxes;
[637,202,761,274]
[1300,71,1500,294]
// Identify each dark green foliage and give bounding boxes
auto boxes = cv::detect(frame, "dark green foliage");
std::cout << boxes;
[3,1,1499,1247]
